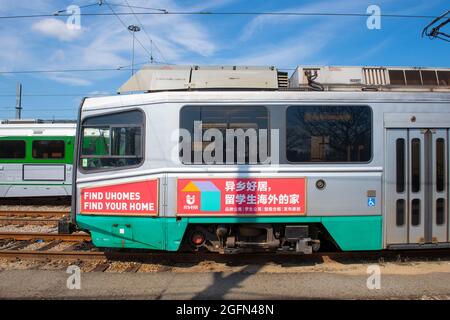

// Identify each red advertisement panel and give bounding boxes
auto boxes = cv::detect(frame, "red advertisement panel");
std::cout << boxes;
[177,178,306,215]
[80,179,159,216]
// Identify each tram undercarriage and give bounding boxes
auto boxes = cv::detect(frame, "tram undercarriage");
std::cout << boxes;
[183,224,322,254]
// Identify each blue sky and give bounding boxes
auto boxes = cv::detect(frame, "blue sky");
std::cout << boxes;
[0,0,448,120]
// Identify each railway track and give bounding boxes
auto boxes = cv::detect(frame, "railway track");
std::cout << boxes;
[0,237,450,263]
[0,210,69,217]
[0,231,90,242]
[0,210,69,226]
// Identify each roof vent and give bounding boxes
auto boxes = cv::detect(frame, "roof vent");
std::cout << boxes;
[364,67,387,85]
[277,71,288,89]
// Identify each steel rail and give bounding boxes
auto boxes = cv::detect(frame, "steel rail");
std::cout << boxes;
[0,210,69,217]
[0,232,91,242]
[0,217,61,225]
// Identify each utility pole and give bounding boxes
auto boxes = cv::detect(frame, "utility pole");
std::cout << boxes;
[15,82,22,119]
[128,25,141,76]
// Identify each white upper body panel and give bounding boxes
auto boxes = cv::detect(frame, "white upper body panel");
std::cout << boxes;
[0,123,76,137]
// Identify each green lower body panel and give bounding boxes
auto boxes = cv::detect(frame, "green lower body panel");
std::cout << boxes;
[322,216,382,251]
[76,215,382,251]
[76,215,188,251]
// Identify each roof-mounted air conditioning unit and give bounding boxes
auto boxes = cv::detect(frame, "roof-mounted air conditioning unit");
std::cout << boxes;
[289,66,450,91]
[289,66,365,88]
[118,65,281,93]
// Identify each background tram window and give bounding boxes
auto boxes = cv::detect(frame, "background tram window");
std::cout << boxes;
[0,140,26,159]
[32,140,65,159]
[179,106,269,164]
[80,110,144,171]
[286,105,372,163]
[82,128,110,156]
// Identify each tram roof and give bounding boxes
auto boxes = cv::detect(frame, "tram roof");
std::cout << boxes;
[82,90,450,112]
[117,65,450,94]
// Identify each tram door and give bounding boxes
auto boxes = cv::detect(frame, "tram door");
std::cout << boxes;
[385,129,449,246]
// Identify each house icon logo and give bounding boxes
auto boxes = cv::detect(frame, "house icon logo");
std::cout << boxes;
[182,181,221,212]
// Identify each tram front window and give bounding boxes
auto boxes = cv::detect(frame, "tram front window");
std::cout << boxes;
[80,110,144,171]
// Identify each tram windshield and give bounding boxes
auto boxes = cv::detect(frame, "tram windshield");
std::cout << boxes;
[80,110,144,171]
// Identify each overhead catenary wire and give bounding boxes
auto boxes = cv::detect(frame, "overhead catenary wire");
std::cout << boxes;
[0,59,169,74]
[53,2,103,15]
[109,3,167,14]
[122,0,168,63]
[0,67,131,74]
[102,0,156,64]
[0,11,442,20]
[50,0,170,63]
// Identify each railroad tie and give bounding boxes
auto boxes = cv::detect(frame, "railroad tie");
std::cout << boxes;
[7,240,32,251]
[37,240,63,251]
[91,263,110,272]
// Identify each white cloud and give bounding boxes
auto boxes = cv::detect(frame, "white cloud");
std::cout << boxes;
[229,24,334,68]
[164,19,216,57]
[31,18,83,42]
[88,90,113,96]
[240,0,384,42]
[0,0,420,89]
[0,0,224,86]
[45,73,92,86]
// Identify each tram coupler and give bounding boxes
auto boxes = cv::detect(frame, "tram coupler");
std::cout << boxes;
[284,225,320,254]
[294,238,312,254]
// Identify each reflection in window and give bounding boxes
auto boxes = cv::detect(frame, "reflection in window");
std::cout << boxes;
[0,140,25,159]
[32,140,65,159]
[411,199,421,226]
[396,139,405,193]
[396,199,405,226]
[80,110,144,171]
[436,198,445,226]
[286,105,372,162]
[436,138,445,192]
[411,139,421,193]
[180,106,269,164]
[82,128,110,156]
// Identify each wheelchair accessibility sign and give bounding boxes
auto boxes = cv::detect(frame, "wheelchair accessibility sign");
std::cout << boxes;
[367,197,376,207]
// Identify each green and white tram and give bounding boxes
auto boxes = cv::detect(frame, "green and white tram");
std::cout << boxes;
[70,65,450,253]
[0,120,76,198]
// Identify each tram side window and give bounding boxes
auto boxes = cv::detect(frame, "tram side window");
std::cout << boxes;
[32,140,65,159]
[80,110,144,171]
[0,140,26,159]
[286,106,372,163]
[179,106,269,164]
